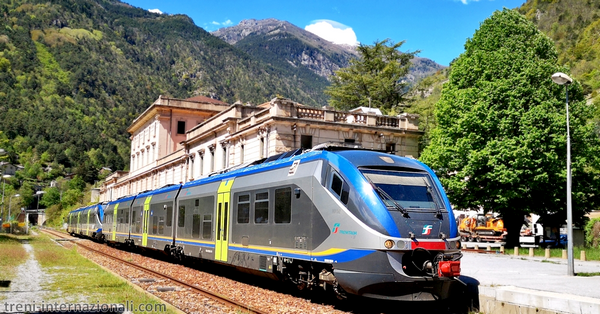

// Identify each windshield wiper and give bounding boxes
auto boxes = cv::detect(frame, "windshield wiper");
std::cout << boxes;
[422,178,443,219]
[367,178,408,217]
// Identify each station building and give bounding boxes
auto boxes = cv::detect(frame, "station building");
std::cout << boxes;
[98,95,423,202]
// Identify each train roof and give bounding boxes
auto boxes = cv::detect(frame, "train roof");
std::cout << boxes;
[333,150,428,172]
[181,147,427,190]
[68,202,105,214]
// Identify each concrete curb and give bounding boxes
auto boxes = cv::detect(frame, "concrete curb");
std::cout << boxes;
[479,285,600,314]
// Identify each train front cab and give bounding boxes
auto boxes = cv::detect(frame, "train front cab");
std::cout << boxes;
[318,150,462,301]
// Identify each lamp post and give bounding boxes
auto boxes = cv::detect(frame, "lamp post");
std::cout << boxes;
[551,72,574,276]
[36,190,45,212]
[1,174,11,223]
[8,194,19,234]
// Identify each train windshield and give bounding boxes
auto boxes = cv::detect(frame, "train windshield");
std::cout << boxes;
[361,169,443,211]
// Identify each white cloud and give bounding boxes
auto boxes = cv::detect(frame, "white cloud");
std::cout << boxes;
[148,9,163,14]
[211,19,232,27]
[305,20,359,46]
[459,0,480,4]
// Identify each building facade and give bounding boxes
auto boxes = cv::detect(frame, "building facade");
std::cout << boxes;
[99,96,423,202]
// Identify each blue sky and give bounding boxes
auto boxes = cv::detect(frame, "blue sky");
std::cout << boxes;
[122,0,526,66]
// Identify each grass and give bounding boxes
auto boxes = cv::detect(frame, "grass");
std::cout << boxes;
[0,234,31,301]
[516,246,600,260]
[20,233,178,313]
[576,272,600,277]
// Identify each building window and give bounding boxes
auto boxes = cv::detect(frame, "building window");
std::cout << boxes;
[240,144,244,164]
[386,143,396,154]
[301,135,312,149]
[344,138,355,144]
[190,157,195,179]
[210,150,215,172]
[177,121,186,134]
[260,138,265,158]
[222,145,227,169]
[200,154,204,176]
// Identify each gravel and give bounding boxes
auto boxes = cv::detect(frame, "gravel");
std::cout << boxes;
[77,240,348,314]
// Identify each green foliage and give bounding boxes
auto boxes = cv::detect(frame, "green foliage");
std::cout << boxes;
[61,188,83,207]
[405,69,448,153]
[40,186,61,207]
[420,9,600,244]
[325,39,417,113]
[0,0,342,188]
[519,0,600,117]
[18,181,35,207]
[585,217,600,247]
[68,175,85,192]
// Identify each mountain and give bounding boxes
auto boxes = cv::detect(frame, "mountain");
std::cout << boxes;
[212,18,445,85]
[519,0,600,100]
[0,0,344,179]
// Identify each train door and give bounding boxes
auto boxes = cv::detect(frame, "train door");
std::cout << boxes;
[142,196,152,246]
[77,211,81,233]
[86,209,91,236]
[112,204,119,241]
[215,179,234,262]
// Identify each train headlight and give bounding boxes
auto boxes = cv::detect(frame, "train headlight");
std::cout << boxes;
[456,240,462,249]
[384,239,394,249]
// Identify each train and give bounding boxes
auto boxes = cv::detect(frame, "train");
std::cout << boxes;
[67,146,463,301]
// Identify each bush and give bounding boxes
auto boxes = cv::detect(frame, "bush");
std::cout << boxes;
[584,217,600,247]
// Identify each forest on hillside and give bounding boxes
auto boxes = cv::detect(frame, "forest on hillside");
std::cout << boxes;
[0,0,330,185]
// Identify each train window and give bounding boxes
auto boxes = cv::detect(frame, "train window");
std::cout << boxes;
[178,206,186,227]
[152,216,158,234]
[275,188,291,223]
[192,214,201,238]
[331,173,343,196]
[166,206,173,227]
[330,172,350,205]
[132,210,138,233]
[158,217,165,235]
[237,194,250,223]
[254,192,269,223]
[202,214,212,239]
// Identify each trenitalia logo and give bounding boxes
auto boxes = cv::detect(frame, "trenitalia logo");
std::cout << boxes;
[332,223,340,233]
[422,225,433,235]
[331,223,357,235]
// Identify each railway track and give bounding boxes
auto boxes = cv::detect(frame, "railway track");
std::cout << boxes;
[41,228,269,314]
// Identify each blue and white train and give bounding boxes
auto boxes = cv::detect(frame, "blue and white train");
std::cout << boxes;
[67,146,462,300]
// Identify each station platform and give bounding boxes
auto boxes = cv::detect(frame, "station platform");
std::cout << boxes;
[460,251,600,314]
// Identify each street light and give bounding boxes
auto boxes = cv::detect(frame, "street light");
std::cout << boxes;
[1,174,11,223]
[551,71,574,276]
[36,190,46,212]
[8,194,19,234]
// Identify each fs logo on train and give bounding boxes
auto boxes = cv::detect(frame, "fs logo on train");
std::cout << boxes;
[422,225,433,235]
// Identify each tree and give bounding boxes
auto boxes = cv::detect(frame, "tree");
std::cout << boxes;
[420,9,600,245]
[325,39,417,112]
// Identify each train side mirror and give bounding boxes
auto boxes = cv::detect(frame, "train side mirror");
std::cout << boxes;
[294,188,301,199]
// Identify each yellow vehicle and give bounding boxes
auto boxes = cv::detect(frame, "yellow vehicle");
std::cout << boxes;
[459,213,507,242]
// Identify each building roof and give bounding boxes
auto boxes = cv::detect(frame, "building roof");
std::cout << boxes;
[349,106,383,115]
[185,95,229,106]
